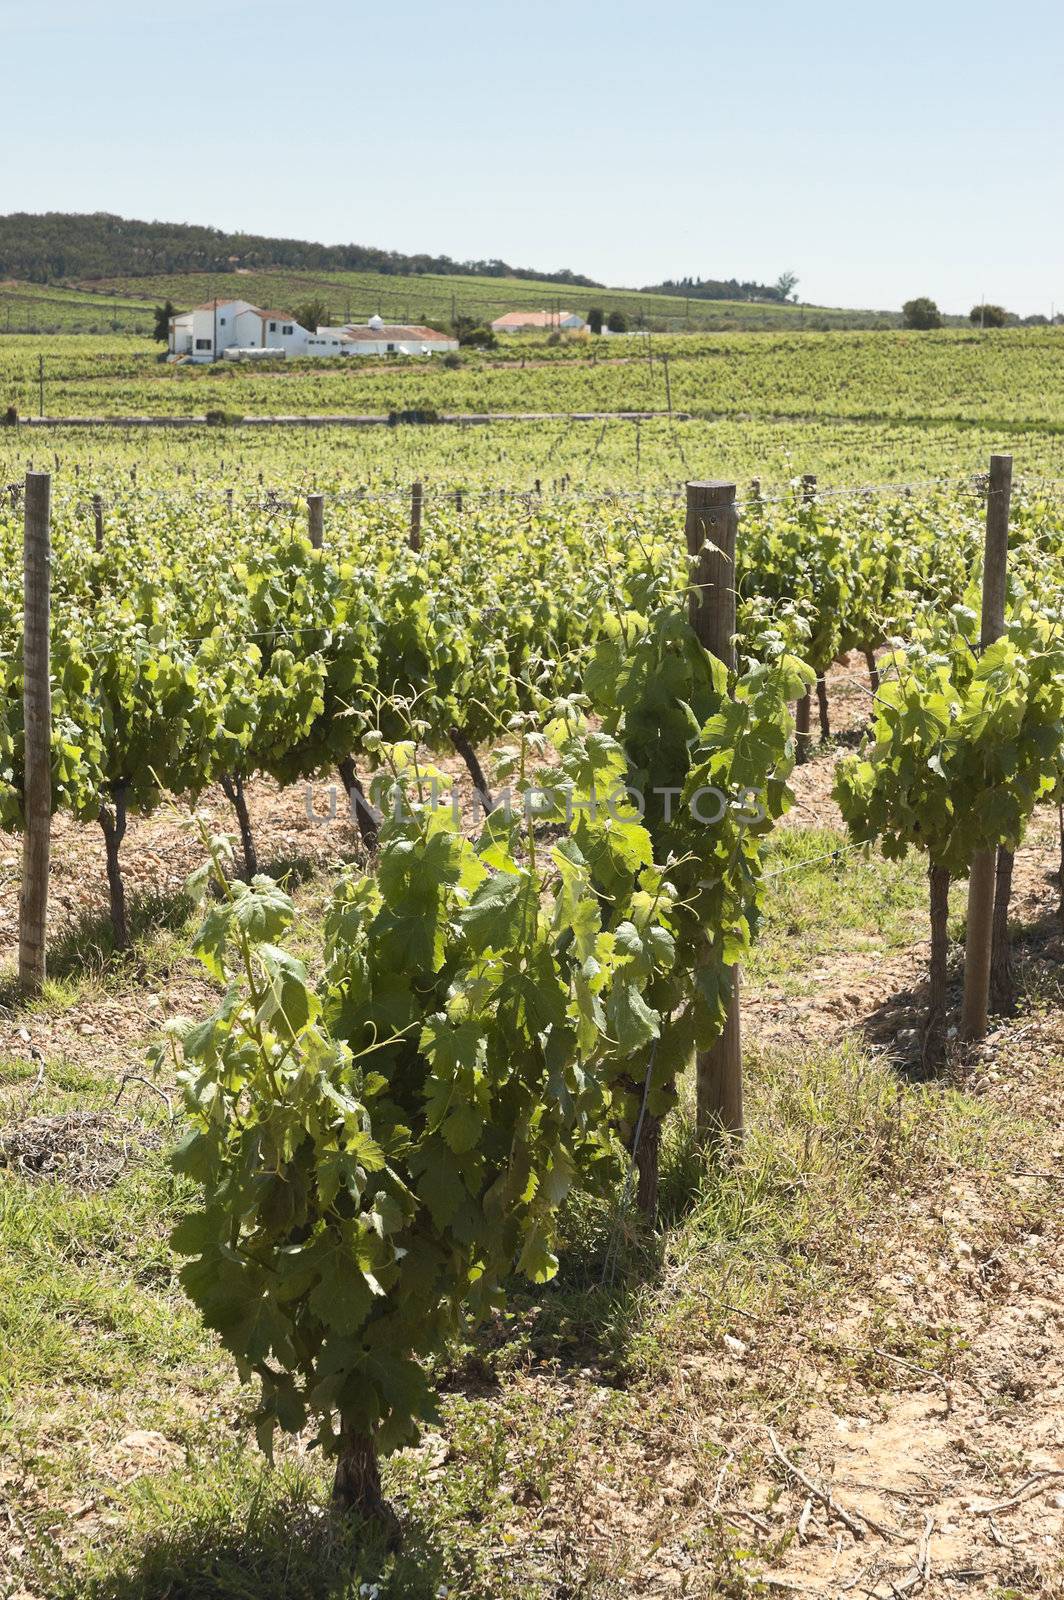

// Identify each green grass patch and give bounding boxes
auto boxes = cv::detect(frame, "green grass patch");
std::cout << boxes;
[747,826,931,991]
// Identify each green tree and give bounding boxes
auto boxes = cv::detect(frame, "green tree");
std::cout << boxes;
[606,309,628,333]
[152,299,177,343]
[587,306,605,334]
[294,298,329,333]
[902,297,942,330]
[969,303,1007,328]
[453,315,496,348]
[775,270,799,301]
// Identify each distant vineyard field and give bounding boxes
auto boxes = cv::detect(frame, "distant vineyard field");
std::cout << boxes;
[0,280,151,334]
[0,266,905,336]
[2,327,1062,433]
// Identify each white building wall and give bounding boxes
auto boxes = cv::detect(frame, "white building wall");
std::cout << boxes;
[212,300,255,352]
[233,308,265,348]
[257,315,308,356]
[278,321,309,356]
[170,314,194,355]
[306,332,346,354]
[338,336,459,356]
[189,307,218,359]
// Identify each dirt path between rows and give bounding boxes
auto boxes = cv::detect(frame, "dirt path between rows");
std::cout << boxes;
[722,718,1064,1596]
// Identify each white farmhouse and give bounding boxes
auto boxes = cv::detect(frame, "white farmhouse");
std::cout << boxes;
[168,302,458,361]
[168,299,309,361]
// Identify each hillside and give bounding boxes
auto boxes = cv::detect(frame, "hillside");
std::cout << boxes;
[0,211,902,335]
[0,270,903,337]
[0,210,601,289]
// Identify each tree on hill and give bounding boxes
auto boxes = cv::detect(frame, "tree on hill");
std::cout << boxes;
[152,299,176,343]
[902,297,942,330]
[775,270,799,302]
[969,303,1008,328]
[453,315,496,349]
[587,306,604,334]
[641,273,791,303]
[606,310,629,333]
[294,298,329,333]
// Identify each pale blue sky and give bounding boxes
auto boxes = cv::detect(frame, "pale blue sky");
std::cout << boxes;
[4,0,1063,314]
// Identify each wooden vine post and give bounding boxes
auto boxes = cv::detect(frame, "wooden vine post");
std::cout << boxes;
[961,453,1012,1042]
[795,473,817,760]
[307,492,324,550]
[92,493,104,553]
[686,480,743,1146]
[409,480,423,551]
[19,471,52,993]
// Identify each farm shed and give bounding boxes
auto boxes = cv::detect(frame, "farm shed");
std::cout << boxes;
[489,309,586,333]
[330,314,459,356]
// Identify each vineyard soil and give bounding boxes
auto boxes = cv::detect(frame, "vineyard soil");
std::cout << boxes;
[1,662,1062,1598]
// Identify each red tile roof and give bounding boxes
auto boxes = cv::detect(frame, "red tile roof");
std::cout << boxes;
[180,300,298,325]
[490,310,578,329]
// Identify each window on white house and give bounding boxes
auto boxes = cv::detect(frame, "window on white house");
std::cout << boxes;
[195,338,211,349]
[219,317,226,325]
[269,321,276,332]
[387,343,395,351]
[282,324,293,335]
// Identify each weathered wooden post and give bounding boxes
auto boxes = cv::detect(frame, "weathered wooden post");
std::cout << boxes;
[19,472,51,993]
[794,472,817,759]
[962,453,1013,1042]
[409,480,423,550]
[92,493,104,553]
[686,480,743,1148]
[307,492,324,550]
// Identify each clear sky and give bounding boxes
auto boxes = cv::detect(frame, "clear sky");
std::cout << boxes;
[4,0,1063,315]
